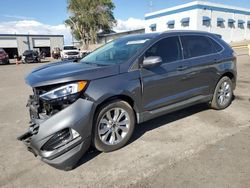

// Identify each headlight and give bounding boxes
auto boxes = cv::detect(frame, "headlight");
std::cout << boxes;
[40,81,87,101]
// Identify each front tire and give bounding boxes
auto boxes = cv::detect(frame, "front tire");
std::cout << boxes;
[210,76,233,110]
[93,100,135,152]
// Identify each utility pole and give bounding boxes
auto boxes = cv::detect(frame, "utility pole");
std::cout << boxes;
[149,0,154,12]
[27,32,31,50]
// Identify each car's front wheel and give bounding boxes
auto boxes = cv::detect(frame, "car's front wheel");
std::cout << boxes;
[93,100,135,152]
[210,76,233,110]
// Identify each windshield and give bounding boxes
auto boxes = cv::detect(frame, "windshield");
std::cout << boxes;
[81,35,153,65]
[64,46,77,50]
[23,50,33,55]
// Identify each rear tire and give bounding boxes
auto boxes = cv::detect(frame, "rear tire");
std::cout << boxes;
[93,100,135,152]
[210,76,233,110]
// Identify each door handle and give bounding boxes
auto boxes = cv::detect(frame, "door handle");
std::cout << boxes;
[177,66,188,71]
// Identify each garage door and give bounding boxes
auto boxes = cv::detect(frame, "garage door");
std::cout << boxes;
[33,38,50,47]
[0,38,18,48]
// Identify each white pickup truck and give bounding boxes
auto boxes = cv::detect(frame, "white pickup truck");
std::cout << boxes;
[61,46,81,61]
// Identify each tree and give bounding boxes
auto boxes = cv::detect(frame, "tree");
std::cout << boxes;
[65,0,116,49]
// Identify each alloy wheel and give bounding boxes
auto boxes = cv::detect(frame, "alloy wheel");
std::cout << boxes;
[217,81,232,106]
[98,108,130,145]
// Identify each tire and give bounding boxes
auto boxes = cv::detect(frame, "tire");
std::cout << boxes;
[210,76,233,110]
[93,100,135,152]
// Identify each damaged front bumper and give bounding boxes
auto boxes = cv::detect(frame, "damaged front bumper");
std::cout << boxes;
[18,98,94,170]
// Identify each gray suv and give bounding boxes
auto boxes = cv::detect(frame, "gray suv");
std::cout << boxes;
[18,31,237,170]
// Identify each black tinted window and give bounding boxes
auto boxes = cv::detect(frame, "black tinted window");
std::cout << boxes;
[181,35,215,58]
[145,36,182,63]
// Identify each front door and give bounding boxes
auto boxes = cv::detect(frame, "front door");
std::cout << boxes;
[140,36,187,111]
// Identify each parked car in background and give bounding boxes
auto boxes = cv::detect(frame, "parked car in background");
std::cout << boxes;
[18,31,237,170]
[22,50,41,63]
[61,46,80,61]
[0,48,10,65]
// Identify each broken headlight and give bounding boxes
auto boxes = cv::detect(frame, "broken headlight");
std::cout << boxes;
[40,81,87,101]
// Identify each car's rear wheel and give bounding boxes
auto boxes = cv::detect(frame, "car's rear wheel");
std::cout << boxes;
[210,76,233,110]
[93,100,135,152]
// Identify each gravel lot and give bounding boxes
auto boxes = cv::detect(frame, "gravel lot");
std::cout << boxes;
[0,50,250,188]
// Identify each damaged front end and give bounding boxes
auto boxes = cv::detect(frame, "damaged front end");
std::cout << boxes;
[18,82,94,170]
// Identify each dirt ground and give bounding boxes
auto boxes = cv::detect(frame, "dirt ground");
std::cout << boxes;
[0,50,250,188]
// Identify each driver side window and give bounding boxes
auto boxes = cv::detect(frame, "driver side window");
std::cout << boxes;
[145,36,182,63]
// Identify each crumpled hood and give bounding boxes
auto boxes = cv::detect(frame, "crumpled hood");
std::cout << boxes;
[25,61,120,87]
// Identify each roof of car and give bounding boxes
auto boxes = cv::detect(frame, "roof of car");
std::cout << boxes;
[163,30,210,34]
[165,30,219,36]
[120,30,216,40]
[118,33,160,40]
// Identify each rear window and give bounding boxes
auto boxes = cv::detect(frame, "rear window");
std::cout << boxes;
[181,35,219,59]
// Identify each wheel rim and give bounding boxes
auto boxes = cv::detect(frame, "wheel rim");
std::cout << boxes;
[98,108,130,145]
[217,81,232,106]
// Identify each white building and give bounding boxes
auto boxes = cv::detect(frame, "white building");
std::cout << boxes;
[145,1,250,42]
[0,34,64,58]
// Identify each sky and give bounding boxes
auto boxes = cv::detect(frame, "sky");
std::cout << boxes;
[0,0,250,44]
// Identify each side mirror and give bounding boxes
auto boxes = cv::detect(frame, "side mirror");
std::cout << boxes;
[142,56,162,68]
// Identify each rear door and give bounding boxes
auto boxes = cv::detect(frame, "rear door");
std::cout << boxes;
[180,35,222,97]
[140,36,187,111]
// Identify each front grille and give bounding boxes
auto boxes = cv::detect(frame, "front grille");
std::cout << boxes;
[41,129,71,151]
[66,52,79,55]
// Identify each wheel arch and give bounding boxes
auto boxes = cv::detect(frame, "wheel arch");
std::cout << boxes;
[93,94,140,124]
[220,71,236,89]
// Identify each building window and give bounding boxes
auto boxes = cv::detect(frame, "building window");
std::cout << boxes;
[247,21,250,29]
[238,20,245,29]
[149,24,156,32]
[202,16,211,27]
[181,17,190,27]
[228,19,235,28]
[217,18,225,28]
[167,20,175,29]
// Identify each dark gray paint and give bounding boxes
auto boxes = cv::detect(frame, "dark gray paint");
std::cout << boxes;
[20,30,237,170]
